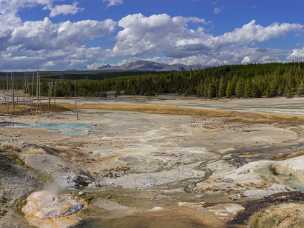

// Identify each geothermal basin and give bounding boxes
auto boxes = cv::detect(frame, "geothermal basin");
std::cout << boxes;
[1,97,304,227]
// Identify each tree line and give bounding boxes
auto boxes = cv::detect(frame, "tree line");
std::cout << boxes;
[1,62,304,98]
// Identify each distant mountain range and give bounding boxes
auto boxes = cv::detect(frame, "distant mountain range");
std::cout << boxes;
[0,60,204,80]
[98,60,203,72]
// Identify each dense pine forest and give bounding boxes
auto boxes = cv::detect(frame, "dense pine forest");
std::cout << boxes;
[1,62,304,98]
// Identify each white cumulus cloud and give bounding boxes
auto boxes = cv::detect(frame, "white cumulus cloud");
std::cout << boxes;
[288,48,304,60]
[0,0,117,70]
[49,3,81,17]
[113,13,206,56]
[9,18,116,50]
[103,0,124,7]
[216,20,303,46]
[112,14,303,66]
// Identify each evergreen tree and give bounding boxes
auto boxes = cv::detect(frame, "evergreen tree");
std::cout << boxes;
[235,80,244,98]
[226,81,233,98]
[251,83,261,98]
[244,80,252,98]
[218,78,226,97]
[297,82,304,96]
[207,83,217,98]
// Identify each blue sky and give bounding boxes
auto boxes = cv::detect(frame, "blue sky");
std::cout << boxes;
[1,0,304,70]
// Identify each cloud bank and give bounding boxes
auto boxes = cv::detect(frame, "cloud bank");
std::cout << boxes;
[0,0,303,70]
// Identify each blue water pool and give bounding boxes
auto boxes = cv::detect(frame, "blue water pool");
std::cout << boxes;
[1,121,93,136]
[32,122,93,136]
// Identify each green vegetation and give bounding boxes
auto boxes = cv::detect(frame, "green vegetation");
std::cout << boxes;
[1,62,304,98]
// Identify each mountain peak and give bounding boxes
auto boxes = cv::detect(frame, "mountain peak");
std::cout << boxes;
[98,60,202,72]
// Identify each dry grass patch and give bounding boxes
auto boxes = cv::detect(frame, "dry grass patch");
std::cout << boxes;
[61,102,304,124]
[0,103,71,115]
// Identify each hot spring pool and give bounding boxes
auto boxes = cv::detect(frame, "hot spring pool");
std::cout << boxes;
[1,121,94,136]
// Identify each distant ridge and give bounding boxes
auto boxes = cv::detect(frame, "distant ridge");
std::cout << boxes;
[98,60,203,72]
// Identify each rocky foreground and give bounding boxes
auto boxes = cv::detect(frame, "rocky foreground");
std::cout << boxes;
[1,106,304,227]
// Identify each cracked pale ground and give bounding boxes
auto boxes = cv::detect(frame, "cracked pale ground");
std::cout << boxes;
[1,97,304,227]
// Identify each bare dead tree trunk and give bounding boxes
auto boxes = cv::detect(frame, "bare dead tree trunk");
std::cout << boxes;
[11,72,15,113]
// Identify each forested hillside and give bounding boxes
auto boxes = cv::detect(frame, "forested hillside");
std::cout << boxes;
[2,63,304,98]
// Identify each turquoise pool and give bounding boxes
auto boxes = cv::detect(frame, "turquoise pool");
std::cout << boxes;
[2,122,94,136]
